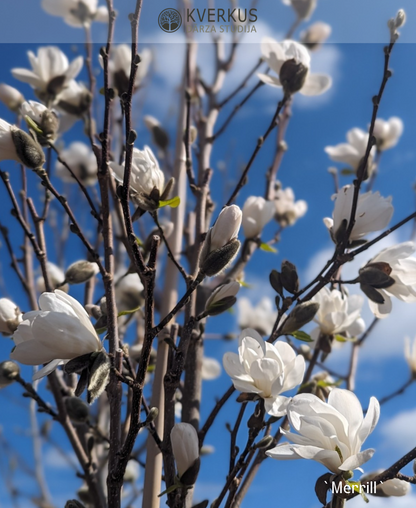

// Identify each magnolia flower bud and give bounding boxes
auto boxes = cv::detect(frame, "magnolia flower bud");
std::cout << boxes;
[65,501,86,508]
[87,351,111,404]
[361,470,411,497]
[289,0,317,20]
[359,265,394,289]
[0,361,20,388]
[280,261,299,294]
[395,9,406,28]
[279,59,309,95]
[144,115,169,151]
[10,126,45,170]
[189,125,198,145]
[21,101,59,146]
[0,84,24,112]
[205,281,240,315]
[269,270,283,296]
[255,435,275,450]
[65,260,100,285]
[300,22,332,49]
[65,396,90,423]
[200,205,242,276]
[145,407,159,424]
[170,423,200,485]
[0,298,22,336]
[281,302,319,334]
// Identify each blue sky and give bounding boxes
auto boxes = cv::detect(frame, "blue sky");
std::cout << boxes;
[1,1,416,507]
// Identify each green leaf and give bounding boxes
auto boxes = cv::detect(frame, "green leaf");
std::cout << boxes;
[290,330,313,342]
[238,280,252,288]
[159,196,180,209]
[158,483,181,497]
[135,236,144,246]
[334,334,357,343]
[117,305,141,317]
[95,326,108,335]
[347,482,369,503]
[340,168,355,176]
[316,379,342,389]
[259,243,277,253]
[24,115,43,135]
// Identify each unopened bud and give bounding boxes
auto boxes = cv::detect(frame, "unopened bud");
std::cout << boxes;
[65,501,86,508]
[281,302,319,334]
[395,9,406,28]
[0,361,20,387]
[65,396,90,423]
[65,260,100,285]
[280,260,299,294]
[0,84,24,112]
[87,351,110,404]
[255,435,275,449]
[0,298,22,336]
[171,423,200,485]
[11,127,45,170]
[205,281,240,315]
[146,407,159,424]
[279,59,309,95]
[360,283,385,304]
[189,125,198,145]
[290,0,316,20]
[359,264,394,289]
[200,239,241,277]
[269,269,283,296]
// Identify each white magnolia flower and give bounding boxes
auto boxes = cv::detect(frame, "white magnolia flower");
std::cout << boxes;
[282,0,317,20]
[311,288,365,340]
[110,145,165,197]
[104,45,152,94]
[0,298,22,336]
[242,196,275,239]
[258,38,331,96]
[170,423,200,481]
[323,185,393,243]
[41,0,108,27]
[223,328,305,416]
[0,84,24,111]
[114,272,144,312]
[267,388,380,473]
[201,357,222,380]
[300,22,332,48]
[325,127,376,172]
[373,117,403,151]
[36,262,68,293]
[55,142,97,186]
[12,46,83,100]
[363,242,416,318]
[238,296,277,336]
[205,281,240,311]
[404,337,416,376]
[274,186,307,227]
[207,205,242,253]
[11,290,102,379]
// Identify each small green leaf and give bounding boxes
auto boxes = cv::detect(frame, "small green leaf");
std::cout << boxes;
[159,196,180,208]
[24,116,43,135]
[117,305,141,317]
[158,483,181,497]
[340,168,355,176]
[95,326,108,335]
[135,236,144,246]
[316,379,342,389]
[147,364,156,373]
[238,280,252,288]
[334,334,357,343]
[259,243,277,253]
[290,331,313,342]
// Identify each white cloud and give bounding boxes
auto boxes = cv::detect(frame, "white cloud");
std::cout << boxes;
[380,407,416,455]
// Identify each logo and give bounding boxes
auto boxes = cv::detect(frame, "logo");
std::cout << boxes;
[158,8,182,33]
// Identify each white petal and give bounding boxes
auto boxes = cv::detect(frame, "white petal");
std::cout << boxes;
[257,73,281,88]
[300,74,332,96]
[339,448,374,471]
